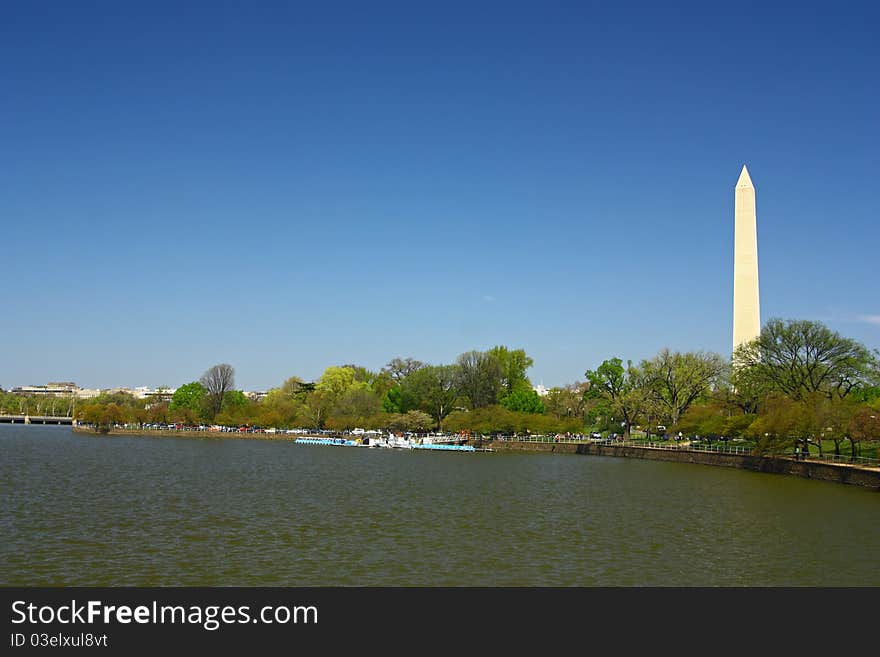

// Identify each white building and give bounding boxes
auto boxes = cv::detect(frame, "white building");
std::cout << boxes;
[12,382,80,396]
[132,386,176,400]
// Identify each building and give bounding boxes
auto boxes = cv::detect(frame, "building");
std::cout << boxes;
[8,383,179,400]
[11,382,80,396]
[533,384,550,397]
[132,386,176,400]
[76,389,101,399]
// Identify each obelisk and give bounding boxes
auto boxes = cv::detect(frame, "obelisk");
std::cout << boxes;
[733,164,760,352]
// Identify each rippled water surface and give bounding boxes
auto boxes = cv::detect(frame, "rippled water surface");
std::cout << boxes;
[2,425,878,585]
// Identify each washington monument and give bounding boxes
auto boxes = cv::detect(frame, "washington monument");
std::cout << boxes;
[732,164,760,352]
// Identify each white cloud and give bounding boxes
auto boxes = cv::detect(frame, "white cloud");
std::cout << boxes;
[482,295,496,303]
[858,315,880,326]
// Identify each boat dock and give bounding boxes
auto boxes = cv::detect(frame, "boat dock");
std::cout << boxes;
[294,435,492,452]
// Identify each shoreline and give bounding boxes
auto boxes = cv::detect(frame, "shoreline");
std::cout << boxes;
[72,426,301,441]
[71,427,880,490]
[481,439,880,490]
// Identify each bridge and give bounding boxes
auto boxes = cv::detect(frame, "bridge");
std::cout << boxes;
[0,414,74,425]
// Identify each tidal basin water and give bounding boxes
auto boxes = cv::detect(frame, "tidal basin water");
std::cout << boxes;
[2,424,878,586]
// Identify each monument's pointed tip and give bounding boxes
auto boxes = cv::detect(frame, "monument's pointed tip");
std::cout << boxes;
[736,164,754,188]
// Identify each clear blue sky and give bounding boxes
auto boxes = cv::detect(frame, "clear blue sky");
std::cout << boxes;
[2,1,878,391]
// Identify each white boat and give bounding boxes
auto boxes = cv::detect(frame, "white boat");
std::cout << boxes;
[366,434,412,449]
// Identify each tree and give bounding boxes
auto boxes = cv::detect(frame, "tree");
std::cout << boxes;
[215,392,253,427]
[301,389,334,429]
[641,349,728,427]
[332,386,381,420]
[676,398,756,445]
[315,366,360,397]
[77,402,127,432]
[542,383,590,424]
[200,364,235,419]
[847,407,880,459]
[147,401,170,425]
[384,357,426,383]
[277,376,311,400]
[340,364,383,388]
[404,365,460,429]
[488,346,534,394]
[382,385,405,414]
[734,318,876,400]
[727,364,767,415]
[748,394,810,456]
[170,382,206,416]
[747,392,848,457]
[500,388,545,414]
[811,395,858,457]
[369,369,396,399]
[455,350,503,409]
[223,390,249,408]
[675,402,726,442]
[403,410,434,432]
[261,378,309,428]
[585,358,650,438]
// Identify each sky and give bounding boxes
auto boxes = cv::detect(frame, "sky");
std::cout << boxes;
[2,1,878,391]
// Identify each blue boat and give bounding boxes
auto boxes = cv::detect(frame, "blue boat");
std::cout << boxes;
[295,437,358,447]
[411,443,476,452]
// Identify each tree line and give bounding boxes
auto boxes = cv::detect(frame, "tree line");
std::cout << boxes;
[585,319,879,457]
[13,318,878,457]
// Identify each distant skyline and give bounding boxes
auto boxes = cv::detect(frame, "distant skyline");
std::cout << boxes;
[2,1,878,391]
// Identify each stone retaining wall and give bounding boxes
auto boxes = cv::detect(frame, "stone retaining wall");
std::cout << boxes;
[483,440,880,490]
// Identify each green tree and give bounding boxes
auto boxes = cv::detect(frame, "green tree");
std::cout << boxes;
[848,407,880,458]
[384,357,426,383]
[382,385,405,414]
[455,350,502,409]
[403,365,460,429]
[641,349,728,427]
[369,369,396,400]
[316,366,361,397]
[585,358,650,438]
[277,376,312,400]
[261,381,307,428]
[223,390,249,408]
[675,398,755,445]
[403,410,434,432]
[301,389,334,428]
[488,346,534,394]
[170,382,206,416]
[77,402,127,432]
[147,402,170,425]
[734,318,877,400]
[333,386,381,420]
[340,364,385,390]
[542,383,590,424]
[500,388,545,414]
[749,394,817,456]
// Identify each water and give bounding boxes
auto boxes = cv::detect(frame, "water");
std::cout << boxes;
[1,424,878,586]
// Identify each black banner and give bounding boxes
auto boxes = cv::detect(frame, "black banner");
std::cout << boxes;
[1,587,875,652]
